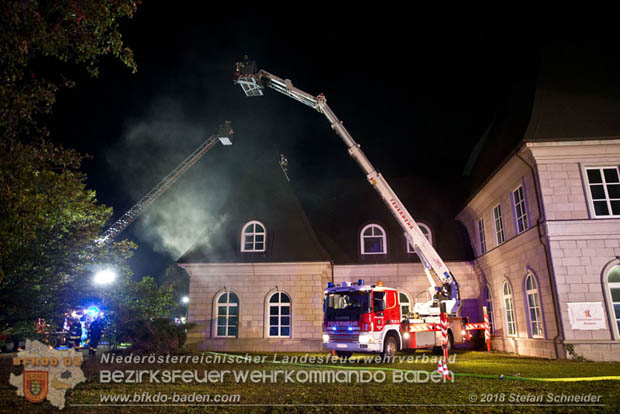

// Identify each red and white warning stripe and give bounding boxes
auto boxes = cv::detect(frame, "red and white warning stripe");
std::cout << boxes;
[408,323,442,332]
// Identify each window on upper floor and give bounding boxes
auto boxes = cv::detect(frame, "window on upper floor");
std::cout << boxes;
[361,224,387,255]
[241,220,266,252]
[493,204,505,245]
[477,218,487,255]
[406,223,432,253]
[585,167,620,218]
[512,185,529,234]
[525,273,544,338]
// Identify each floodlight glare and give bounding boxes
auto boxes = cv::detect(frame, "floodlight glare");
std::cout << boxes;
[94,269,116,285]
[182,296,190,304]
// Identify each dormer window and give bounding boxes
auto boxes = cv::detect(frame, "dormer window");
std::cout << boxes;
[361,224,387,255]
[406,223,432,253]
[241,220,266,252]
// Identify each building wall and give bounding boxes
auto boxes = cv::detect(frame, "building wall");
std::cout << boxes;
[181,260,480,353]
[527,140,620,361]
[458,156,560,359]
[180,262,331,352]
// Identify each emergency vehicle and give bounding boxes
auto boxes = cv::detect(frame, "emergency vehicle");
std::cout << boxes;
[233,58,489,358]
[322,279,470,358]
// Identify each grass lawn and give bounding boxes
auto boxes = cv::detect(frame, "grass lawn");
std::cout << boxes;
[1,349,619,413]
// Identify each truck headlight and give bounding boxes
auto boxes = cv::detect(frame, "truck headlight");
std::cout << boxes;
[403,332,410,340]
[358,334,370,344]
[322,334,329,343]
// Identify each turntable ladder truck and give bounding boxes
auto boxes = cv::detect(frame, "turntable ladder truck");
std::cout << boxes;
[233,60,490,357]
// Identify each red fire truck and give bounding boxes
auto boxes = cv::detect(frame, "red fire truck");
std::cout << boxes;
[234,58,490,358]
[322,280,473,358]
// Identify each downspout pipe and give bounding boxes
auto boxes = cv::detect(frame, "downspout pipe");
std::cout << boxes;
[516,151,565,359]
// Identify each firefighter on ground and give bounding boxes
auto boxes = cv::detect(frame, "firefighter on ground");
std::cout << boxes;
[68,317,82,348]
[88,317,102,355]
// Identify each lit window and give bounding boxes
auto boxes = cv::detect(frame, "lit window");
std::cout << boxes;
[512,185,529,234]
[585,167,620,217]
[268,292,291,338]
[605,266,620,338]
[406,223,432,253]
[503,282,517,337]
[361,224,387,254]
[478,218,487,255]
[215,292,238,337]
[483,285,495,334]
[399,292,412,317]
[525,274,544,338]
[241,220,266,252]
[493,204,505,245]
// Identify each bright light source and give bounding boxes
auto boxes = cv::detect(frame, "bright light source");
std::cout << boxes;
[86,306,100,317]
[94,269,116,285]
[182,296,190,304]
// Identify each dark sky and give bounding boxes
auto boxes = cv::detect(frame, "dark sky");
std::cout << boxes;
[47,6,540,279]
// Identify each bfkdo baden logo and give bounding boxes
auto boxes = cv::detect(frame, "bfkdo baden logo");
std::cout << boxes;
[24,370,49,402]
[9,339,86,410]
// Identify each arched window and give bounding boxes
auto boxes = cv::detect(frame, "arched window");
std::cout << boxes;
[241,220,266,252]
[605,265,620,338]
[399,291,412,318]
[502,282,517,337]
[406,223,432,253]
[215,292,239,337]
[361,224,387,254]
[525,273,544,338]
[267,292,291,337]
[483,285,495,334]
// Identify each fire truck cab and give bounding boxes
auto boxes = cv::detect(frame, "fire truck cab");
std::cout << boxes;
[323,280,467,358]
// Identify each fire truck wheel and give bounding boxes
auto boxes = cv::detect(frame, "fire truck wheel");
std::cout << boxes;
[382,335,398,359]
[335,351,353,359]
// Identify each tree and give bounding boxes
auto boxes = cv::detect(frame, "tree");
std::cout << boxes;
[0,0,139,140]
[161,264,190,318]
[0,139,135,338]
[81,273,179,352]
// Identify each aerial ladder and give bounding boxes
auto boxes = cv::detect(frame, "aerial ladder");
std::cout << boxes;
[233,60,460,316]
[96,121,234,244]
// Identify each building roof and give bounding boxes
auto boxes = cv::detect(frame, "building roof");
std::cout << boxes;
[178,149,473,265]
[523,44,620,142]
[177,151,330,264]
[465,43,620,201]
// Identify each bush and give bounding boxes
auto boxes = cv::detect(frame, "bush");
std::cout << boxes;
[122,318,192,354]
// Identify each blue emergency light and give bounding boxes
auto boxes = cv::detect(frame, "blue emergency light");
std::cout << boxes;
[358,279,364,286]
[327,282,334,288]
[86,306,99,317]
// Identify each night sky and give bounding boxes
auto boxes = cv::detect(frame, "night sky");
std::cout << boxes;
[46,6,540,280]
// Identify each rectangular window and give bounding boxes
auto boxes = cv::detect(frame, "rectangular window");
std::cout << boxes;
[512,185,529,234]
[585,167,620,217]
[477,218,487,254]
[493,204,505,245]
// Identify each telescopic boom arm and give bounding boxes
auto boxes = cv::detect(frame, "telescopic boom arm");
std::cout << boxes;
[234,60,460,315]
[97,121,234,245]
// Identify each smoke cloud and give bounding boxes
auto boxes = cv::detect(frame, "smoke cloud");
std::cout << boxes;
[106,95,236,259]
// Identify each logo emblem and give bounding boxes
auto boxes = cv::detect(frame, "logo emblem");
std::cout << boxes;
[24,371,49,403]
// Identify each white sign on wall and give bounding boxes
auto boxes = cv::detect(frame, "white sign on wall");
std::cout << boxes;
[567,302,607,330]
